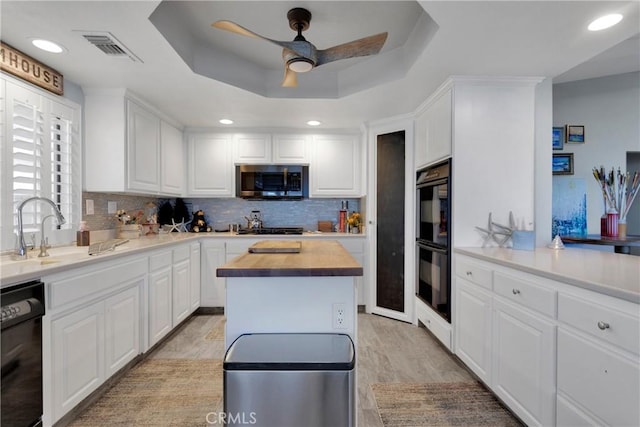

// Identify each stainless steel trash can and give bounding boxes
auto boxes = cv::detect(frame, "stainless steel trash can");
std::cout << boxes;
[223,333,355,427]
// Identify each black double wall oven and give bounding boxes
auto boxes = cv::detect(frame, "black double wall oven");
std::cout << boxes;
[416,159,451,322]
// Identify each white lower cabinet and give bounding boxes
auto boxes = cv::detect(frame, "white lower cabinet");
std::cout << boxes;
[105,285,140,376]
[148,264,173,347]
[50,301,104,422]
[200,240,227,307]
[455,278,492,383]
[454,252,640,427]
[190,242,201,311]
[492,297,556,427]
[148,244,195,347]
[43,241,208,426]
[556,292,640,426]
[44,257,146,426]
[454,254,557,426]
[172,245,191,325]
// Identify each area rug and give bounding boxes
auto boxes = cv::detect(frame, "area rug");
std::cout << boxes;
[371,381,523,426]
[69,359,223,426]
[205,317,226,341]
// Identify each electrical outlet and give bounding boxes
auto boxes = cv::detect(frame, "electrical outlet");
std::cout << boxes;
[332,303,346,329]
[85,199,94,215]
[107,201,117,214]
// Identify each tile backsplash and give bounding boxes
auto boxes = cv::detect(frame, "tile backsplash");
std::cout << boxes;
[82,192,361,232]
[82,192,159,231]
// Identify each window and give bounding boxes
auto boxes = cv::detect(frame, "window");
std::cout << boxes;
[2,76,81,251]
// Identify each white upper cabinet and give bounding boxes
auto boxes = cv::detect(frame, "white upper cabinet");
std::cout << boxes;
[84,89,184,196]
[234,133,310,164]
[273,134,310,164]
[160,120,185,195]
[415,84,452,170]
[127,99,161,193]
[234,133,272,164]
[310,134,362,197]
[186,133,234,197]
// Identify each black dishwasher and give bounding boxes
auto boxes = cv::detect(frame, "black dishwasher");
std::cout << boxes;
[1,280,45,427]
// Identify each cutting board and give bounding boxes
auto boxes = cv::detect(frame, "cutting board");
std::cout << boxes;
[248,240,302,253]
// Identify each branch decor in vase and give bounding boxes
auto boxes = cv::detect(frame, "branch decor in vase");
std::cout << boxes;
[592,167,639,238]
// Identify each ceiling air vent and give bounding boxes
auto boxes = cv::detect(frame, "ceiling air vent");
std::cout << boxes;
[77,31,142,62]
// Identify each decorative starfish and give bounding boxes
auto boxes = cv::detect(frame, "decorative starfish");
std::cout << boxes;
[491,211,515,247]
[476,212,517,247]
[168,218,185,233]
[475,212,496,248]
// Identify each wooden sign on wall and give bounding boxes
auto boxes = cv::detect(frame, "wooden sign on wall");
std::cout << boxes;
[0,41,64,95]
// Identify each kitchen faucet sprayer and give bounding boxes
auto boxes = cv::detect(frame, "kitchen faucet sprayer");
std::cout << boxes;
[16,196,66,259]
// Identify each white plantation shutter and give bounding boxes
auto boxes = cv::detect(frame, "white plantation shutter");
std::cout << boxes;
[50,101,79,233]
[11,93,45,234]
[2,77,80,251]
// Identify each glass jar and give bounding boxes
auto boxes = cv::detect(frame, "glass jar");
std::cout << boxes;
[618,219,627,239]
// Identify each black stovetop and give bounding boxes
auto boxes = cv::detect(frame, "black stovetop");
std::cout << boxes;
[237,227,304,235]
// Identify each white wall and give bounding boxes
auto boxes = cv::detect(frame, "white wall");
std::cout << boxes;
[535,78,553,246]
[553,72,640,235]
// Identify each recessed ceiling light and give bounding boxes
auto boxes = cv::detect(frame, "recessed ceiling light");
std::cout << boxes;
[219,119,234,125]
[31,39,64,53]
[588,14,623,31]
[307,120,321,126]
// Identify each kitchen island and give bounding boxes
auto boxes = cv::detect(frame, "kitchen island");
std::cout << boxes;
[217,239,363,350]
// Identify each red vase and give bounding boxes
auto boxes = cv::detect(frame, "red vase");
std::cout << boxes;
[606,211,619,237]
[600,214,607,236]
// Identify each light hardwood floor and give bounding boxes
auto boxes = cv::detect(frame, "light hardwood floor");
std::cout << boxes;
[149,313,475,427]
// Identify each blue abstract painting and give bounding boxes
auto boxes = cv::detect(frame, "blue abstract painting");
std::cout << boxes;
[552,177,587,237]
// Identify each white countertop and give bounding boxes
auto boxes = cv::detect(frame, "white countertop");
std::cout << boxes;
[455,247,640,303]
[0,230,365,288]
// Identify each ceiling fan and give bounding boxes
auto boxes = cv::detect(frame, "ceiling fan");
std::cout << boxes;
[212,7,388,87]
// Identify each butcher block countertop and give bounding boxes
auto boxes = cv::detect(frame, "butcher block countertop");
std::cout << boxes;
[217,240,363,277]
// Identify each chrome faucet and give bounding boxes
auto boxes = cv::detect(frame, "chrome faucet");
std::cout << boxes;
[38,214,55,257]
[16,197,66,259]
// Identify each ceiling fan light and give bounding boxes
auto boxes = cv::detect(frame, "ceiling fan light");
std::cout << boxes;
[287,58,314,73]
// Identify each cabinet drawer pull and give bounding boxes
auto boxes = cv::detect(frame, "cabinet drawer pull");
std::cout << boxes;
[512,289,521,295]
[597,321,610,330]
[466,271,473,276]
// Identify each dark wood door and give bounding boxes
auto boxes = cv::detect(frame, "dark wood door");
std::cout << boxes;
[376,131,405,312]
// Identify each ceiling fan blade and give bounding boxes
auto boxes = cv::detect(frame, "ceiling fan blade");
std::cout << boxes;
[316,32,388,66]
[212,20,265,39]
[282,66,298,87]
[213,20,309,57]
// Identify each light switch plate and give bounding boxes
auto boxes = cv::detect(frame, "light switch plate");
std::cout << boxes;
[107,201,117,214]
[85,199,94,215]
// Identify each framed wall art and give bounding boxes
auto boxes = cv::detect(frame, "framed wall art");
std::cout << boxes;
[566,125,585,143]
[552,127,564,150]
[552,153,574,175]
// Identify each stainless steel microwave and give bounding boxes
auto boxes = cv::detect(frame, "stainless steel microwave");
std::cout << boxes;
[236,165,307,200]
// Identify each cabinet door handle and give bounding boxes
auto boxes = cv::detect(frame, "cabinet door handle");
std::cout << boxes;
[512,289,521,295]
[597,321,610,330]
[466,271,472,276]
